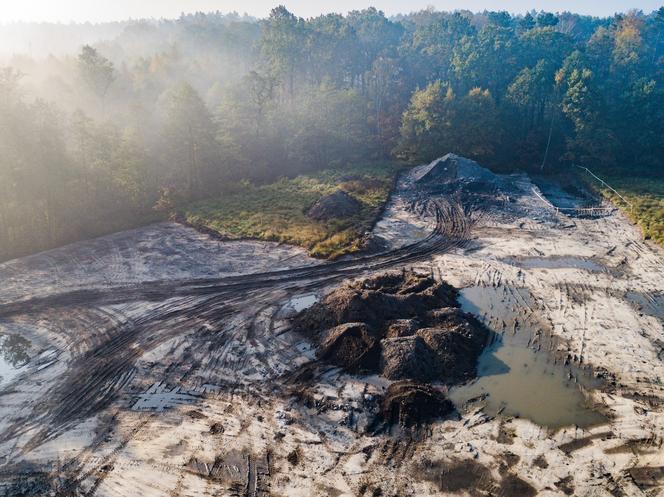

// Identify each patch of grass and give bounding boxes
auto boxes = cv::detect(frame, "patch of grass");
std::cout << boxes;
[182,162,403,259]
[588,174,664,246]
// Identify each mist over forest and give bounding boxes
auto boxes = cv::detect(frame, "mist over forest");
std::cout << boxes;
[1,6,663,262]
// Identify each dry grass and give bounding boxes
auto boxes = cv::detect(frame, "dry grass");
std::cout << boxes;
[182,163,402,259]
[586,174,664,246]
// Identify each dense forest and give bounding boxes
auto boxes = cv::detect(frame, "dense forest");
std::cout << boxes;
[1,7,663,261]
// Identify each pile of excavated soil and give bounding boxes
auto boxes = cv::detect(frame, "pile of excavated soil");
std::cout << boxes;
[412,155,522,212]
[415,154,498,185]
[381,381,454,427]
[293,271,490,426]
[318,322,380,372]
[295,271,458,332]
[307,190,362,221]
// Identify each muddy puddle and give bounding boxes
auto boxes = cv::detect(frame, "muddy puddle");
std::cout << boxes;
[449,286,605,429]
[533,178,596,211]
[289,294,318,313]
[503,256,606,272]
[0,333,31,389]
[132,382,201,412]
[625,291,664,321]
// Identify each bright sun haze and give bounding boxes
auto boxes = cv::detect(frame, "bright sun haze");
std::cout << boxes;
[3,0,663,22]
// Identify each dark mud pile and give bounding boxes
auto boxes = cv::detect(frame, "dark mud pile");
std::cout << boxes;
[412,155,535,221]
[415,154,498,185]
[307,190,362,221]
[415,154,506,199]
[293,271,489,426]
[382,381,454,427]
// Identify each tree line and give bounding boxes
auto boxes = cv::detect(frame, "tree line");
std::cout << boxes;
[1,7,663,261]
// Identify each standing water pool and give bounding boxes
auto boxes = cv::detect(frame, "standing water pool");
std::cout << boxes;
[449,286,605,429]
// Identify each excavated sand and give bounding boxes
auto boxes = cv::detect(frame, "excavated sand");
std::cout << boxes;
[0,159,663,496]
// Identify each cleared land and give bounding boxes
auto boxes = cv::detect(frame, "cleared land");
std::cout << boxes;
[182,163,401,259]
[0,158,663,497]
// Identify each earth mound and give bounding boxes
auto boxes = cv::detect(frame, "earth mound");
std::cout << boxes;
[294,271,458,332]
[293,271,490,425]
[380,335,439,381]
[384,318,420,338]
[381,381,454,427]
[307,190,362,221]
[318,322,380,372]
[415,153,497,185]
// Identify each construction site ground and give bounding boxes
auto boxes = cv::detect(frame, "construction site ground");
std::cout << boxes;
[0,160,663,497]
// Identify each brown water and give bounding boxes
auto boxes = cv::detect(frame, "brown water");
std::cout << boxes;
[449,286,605,429]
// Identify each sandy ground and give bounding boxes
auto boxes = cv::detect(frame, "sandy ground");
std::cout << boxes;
[0,162,663,497]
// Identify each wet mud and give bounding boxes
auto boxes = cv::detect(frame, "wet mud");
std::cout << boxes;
[625,291,664,321]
